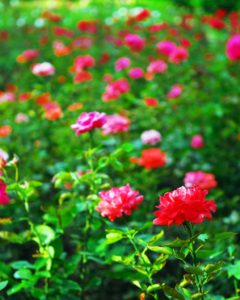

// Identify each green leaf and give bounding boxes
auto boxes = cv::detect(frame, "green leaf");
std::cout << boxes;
[163,238,188,248]
[147,284,162,293]
[140,253,151,266]
[132,280,142,289]
[35,271,51,279]
[196,249,222,259]
[34,225,55,245]
[184,266,204,276]
[152,255,168,272]
[176,287,192,300]
[14,269,32,280]
[192,293,206,299]
[0,230,30,244]
[29,180,42,187]
[197,233,209,242]
[106,232,124,244]
[147,230,164,245]
[162,284,185,300]
[214,232,236,241]
[98,157,109,169]
[205,261,224,274]
[121,143,134,152]
[111,255,123,263]
[7,282,25,295]
[0,281,8,291]
[148,246,173,255]
[10,261,35,270]
[33,258,47,270]
[111,159,123,171]
[226,261,240,280]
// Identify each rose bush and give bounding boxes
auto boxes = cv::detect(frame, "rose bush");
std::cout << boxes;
[0,1,239,299]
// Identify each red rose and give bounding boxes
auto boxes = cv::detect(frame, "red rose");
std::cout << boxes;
[131,148,166,169]
[153,186,216,226]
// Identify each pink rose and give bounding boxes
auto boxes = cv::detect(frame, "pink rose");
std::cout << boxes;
[191,134,204,148]
[74,55,95,71]
[115,57,131,71]
[125,34,145,52]
[184,171,217,190]
[128,67,144,79]
[102,114,130,135]
[156,40,177,56]
[167,84,183,99]
[96,184,144,221]
[147,60,167,74]
[169,47,188,64]
[226,35,240,61]
[71,112,106,135]
[32,62,55,76]
[102,78,129,102]
[15,113,29,123]
[141,130,161,145]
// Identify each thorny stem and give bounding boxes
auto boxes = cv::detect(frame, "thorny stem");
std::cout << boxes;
[127,233,159,300]
[185,223,204,300]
